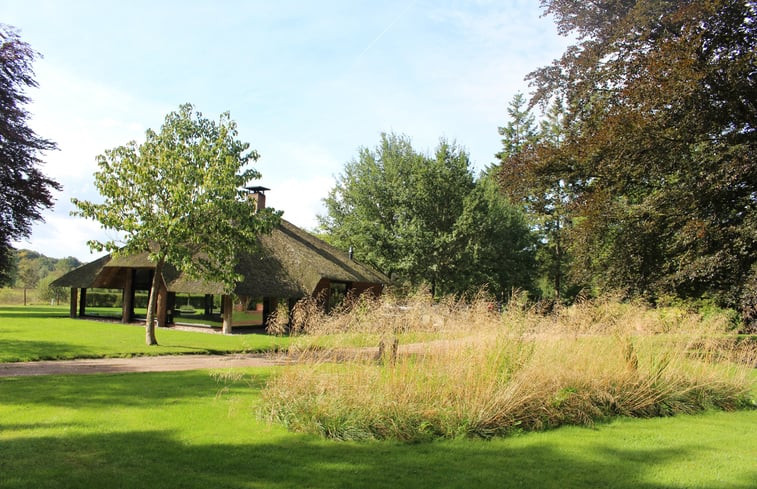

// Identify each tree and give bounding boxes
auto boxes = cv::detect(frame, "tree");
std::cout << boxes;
[453,175,536,298]
[319,132,536,298]
[495,95,578,299]
[38,259,80,305]
[18,261,39,306]
[0,25,60,286]
[38,273,66,305]
[521,0,756,310]
[493,92,538,167]
[72,104,280,345]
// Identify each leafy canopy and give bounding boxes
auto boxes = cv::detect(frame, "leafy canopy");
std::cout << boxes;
[510,0,756,311]
[495,95,578,300]
[320,132,535,298]
[72,104,280,291]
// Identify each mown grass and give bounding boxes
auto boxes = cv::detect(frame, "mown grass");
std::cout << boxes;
[261,293,756,441]
[0,368,755,489]
[0,306,288,362]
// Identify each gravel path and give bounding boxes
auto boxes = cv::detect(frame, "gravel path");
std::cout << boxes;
[0,353,287,377]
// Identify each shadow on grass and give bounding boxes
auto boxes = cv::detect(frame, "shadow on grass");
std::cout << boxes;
[0,370,271,408]
[0,339,101,362]
[2,370,755,488]
[0,306,69,319]
[2,427,754,489]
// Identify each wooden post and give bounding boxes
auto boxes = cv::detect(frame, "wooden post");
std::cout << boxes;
[204,294,212,316]
[222,294,233,334]
[121,269,134,323]
[166,292,176,325]
[79,288,87,317]
[69,288,78,318]
[156,284,168,328]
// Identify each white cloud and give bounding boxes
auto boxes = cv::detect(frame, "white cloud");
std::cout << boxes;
[11,210,110,261]
[14,62,169,260]
[29,61,169,185]
[258,143,341,231]
[266,175,334,232]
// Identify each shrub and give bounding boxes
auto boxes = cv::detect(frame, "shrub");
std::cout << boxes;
[259,294,756,442]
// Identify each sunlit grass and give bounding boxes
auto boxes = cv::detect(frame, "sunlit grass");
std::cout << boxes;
[0,368,755,489]
[0,306,288,362]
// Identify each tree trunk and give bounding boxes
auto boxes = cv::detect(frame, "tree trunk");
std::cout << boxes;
[145,256,166,346]
[221,294,233,335]
[23,288,27,306]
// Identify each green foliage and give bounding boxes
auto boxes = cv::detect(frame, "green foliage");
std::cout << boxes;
[37,273,67,305]
[72,104,280,344]
[17,260,40,289]
[493,92,538,163]
[10,249,82,288]
[453,176,536,296]
[320,133,536,298]
[0,24,60,286]
[495,95,578,300]
[32,253,82,304]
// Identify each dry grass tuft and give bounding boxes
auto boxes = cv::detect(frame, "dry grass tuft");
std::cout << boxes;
[259,293,756,441]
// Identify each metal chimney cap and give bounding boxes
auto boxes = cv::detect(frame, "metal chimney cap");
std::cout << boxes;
[245,186,270,193]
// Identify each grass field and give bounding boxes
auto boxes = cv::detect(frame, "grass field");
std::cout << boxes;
[0,306,288,362]
[0,368,755,489]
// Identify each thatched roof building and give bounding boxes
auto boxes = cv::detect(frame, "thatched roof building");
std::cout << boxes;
[53,189,387,332]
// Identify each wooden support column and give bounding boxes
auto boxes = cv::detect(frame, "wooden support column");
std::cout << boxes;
[69,288,78,318]
[79,288,87,317]
[121,269,134,323]
[262,297,271,327]
[166,292,176,325]
[156,284,168,328]
[221,294,233,334]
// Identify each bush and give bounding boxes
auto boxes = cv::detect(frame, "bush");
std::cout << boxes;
[259,294,756,442]
[85,290,121,308]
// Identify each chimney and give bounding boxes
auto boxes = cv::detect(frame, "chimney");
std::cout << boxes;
[246,186,270,213]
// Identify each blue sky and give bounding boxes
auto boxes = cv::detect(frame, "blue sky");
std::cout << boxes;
[4,0,570,261]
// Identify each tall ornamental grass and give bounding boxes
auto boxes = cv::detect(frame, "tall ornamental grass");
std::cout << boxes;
[260,293,755,441]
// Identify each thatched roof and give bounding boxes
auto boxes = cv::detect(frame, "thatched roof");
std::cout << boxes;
[52,219,388,298]
[51,255,111,288]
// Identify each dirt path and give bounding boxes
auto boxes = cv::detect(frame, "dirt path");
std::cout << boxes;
[0,339,463,378]
[0,353,287,377]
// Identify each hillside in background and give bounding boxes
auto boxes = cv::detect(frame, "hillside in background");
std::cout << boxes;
[6,249,82,288]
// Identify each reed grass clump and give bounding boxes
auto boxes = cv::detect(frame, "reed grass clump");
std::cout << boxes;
[259,293,755,442]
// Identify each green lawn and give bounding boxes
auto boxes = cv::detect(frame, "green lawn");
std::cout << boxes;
[0,368,755,489]
[0,306,288,362]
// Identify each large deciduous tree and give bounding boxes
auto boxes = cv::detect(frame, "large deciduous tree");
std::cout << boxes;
[319,132,535,298]
[0,24,60,286]
[517,0,756,313]
[72,104,280,345]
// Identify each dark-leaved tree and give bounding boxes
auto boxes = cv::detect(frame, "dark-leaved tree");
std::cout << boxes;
[520,0,756,313]
[0,25,60,286]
